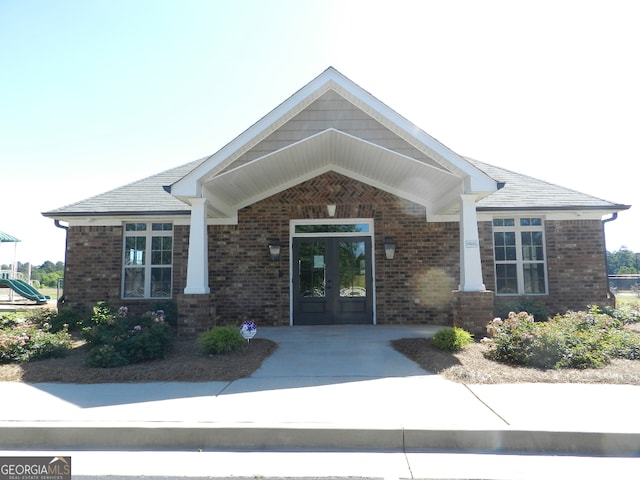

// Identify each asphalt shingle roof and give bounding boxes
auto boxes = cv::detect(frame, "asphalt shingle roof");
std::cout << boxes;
[468,158,628,211]
[43,158,206,217]
[42,156,628,218]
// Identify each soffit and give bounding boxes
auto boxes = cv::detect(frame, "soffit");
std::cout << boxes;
[201,129,461,216]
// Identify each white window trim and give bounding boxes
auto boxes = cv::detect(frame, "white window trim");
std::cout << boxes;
[493,217,549,296]
[122,222,173,299]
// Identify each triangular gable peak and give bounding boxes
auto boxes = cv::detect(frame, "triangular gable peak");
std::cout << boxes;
[171,67,498,220]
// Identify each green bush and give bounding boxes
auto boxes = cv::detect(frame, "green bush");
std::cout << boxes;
[150,301,178,328]
[198,325,245,354]
[25,308,83,333]
[495,296,550,321]
[0,317,71,363]
[432,327,473,351]
[601,303,640,324]
[485,307,640,369]
[83,302,174,368]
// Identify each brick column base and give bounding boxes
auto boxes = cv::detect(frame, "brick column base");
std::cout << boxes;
[452,290,495,340]
[175,293,216,338]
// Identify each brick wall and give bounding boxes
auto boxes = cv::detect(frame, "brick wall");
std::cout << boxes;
[59,174,612,330]
[61,225,180,319]
[544,219,612,313]
[60,225,124,315]
[207,171,459,327]
[484,218,612,319]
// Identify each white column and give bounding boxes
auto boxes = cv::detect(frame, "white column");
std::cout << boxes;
[459,194,486,292]
[184,197,210,294]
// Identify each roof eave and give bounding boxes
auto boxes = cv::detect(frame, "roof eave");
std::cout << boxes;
[477,204,631,212]
[42,210,192,219]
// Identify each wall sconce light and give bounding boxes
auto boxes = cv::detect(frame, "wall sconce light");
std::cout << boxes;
[327,204,336,217]
[268,241,281,261]
[384,238,396,260]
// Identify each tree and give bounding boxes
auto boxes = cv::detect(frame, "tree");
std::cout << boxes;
[31,261,65,288]
[607,247,639,275]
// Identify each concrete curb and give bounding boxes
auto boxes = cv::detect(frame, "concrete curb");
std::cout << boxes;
[2,423,639,456]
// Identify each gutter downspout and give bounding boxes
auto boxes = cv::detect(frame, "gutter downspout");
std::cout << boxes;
[54,220,69,307]
[602,213,618,303]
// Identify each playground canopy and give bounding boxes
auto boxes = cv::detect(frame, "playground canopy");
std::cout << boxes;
[0,231,20,243]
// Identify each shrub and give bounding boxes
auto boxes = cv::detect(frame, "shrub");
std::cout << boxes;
[485,307,640,369]
[150,300,178,328]
[0,318,71,363]
[198,325,245,354]
[495,297,550,321]
[25,308,83,333]
[83,302,174,368]
[432,327,473,351]
[601,303,640,325]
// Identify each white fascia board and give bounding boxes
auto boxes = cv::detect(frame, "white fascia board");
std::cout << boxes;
[62,215,186,227]
[476,210,612,221]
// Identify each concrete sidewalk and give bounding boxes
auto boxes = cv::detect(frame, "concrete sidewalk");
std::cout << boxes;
[1,325,640,473]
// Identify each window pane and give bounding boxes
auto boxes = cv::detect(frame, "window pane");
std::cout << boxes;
[125,223,147,231]
[298,242,326,297]
[494,232,516,261]
[295,224,369,233]
[523,263,546,294]
[151,267,172,297]
[124,268,145,297]
[520,217,542,226]
[495,264,518,294]
[521,231,544,261]
[125,237,146,265]
[493,218,515,227]
[151,236,172,265]
[339,240,367,297]
[152,223,173,231]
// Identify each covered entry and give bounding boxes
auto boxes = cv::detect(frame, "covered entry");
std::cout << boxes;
[291,220,374,325]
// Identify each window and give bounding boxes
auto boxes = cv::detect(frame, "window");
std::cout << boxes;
[123,222,173,298]
[493,217,547,295]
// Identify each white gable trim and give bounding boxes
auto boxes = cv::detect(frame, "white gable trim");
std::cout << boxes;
[171,68,498,201]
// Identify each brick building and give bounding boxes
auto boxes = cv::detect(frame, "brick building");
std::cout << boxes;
[43,68,629,337]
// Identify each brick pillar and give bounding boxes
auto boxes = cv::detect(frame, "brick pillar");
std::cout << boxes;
[175,293,216,338]
[452,290,495,339]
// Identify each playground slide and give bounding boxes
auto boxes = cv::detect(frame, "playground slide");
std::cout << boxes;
[0,278,51,304]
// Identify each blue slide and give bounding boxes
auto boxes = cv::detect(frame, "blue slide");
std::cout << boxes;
[0,279,50,304]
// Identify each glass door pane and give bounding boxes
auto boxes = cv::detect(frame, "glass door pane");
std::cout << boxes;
[338,240,366,297]
[298,241,326,298]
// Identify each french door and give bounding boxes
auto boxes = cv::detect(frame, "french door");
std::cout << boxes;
[292,236,373,325]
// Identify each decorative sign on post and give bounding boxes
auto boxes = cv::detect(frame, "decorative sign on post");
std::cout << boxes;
[239,321,257,343]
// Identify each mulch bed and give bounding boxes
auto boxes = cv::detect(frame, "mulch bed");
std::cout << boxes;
[3,331,640,385]
[0,338,277,383]
[391,337,640,385]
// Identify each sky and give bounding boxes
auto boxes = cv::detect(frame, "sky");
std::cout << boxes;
[1,0,638,266]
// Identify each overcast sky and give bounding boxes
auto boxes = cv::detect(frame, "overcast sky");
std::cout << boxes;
[1,0,638,265]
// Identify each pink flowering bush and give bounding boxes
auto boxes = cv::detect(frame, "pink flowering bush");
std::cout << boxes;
[485,307,640,369]
[0,314,71,363]
[84,302,174,368]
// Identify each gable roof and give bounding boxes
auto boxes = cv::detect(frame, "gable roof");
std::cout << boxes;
[43,156,628,220]
[169,67,499,217]
[43,158,205,218]
[42,68,630,221]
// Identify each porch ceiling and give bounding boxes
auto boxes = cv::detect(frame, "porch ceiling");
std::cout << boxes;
[201,129,463,216]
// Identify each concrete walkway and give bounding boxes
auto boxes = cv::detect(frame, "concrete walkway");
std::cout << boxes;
[1,325,640,478]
